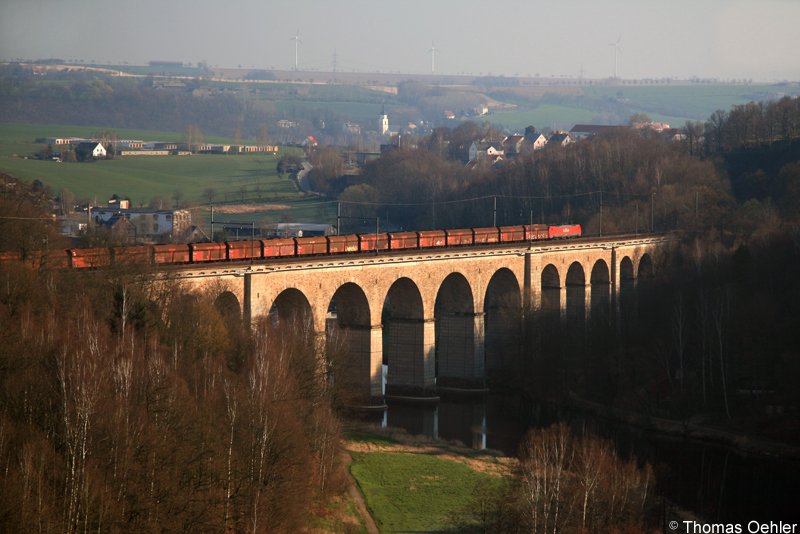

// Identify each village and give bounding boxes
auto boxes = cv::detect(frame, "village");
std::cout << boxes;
[35,136,280,161]
[28,109,690,248]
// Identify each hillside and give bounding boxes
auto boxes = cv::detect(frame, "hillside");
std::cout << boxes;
[4,63,799,137]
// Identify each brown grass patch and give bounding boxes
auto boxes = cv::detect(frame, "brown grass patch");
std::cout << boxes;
[212,203,291,214]
[345,425,516,478]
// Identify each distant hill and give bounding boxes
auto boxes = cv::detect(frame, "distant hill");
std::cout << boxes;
[3,62,799,136]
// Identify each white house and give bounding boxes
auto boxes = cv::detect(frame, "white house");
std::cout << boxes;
[75,142,107,160]
[528,133,548,150]
[468,141,505,163]
[548,132,574,148]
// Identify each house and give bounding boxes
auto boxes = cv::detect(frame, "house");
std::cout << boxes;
[117,140,144,149]
[90,203,192,243]
[631,121,671,132]
[548,132,574,147]
[58,218,87,237]
[469,141,505,163]
[661,128,686,143]
[503,135,525,156]
[37,137,87,145]
[527,133,548,150]
[505,132,548,154]
[75,142,106,161]
[105,215,137,241]
[152,142,179,151]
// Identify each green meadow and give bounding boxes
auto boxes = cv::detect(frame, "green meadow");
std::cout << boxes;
[583,83,800,121]
[0,123,331,223]
[491,83,800,131]
[488,103,600,131]
[349,450,506,533]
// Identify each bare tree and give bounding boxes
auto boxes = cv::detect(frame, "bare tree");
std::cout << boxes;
[223,379,237,531]
[184,124,204,152]
[672,293,687,393]
[58,314,107,534]
[712,288,733,419]
[172,190,184,209]
[574,435,610,529]
[518,423,574,533]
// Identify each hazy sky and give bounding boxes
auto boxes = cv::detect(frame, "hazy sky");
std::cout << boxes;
[2,0,799,81]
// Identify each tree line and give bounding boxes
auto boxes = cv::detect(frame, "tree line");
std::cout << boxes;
[326,94,800,240]
[331,125,733,236]
[702,96,800,154]
[0,180,345,532]
[0,68,272,139]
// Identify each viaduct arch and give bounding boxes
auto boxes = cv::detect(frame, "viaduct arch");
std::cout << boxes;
[173,235,670,403]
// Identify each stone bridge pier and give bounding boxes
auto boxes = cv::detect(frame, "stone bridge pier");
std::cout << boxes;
[170,235,669,404]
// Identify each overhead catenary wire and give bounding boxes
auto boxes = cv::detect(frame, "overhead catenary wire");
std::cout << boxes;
[228,190,652,211]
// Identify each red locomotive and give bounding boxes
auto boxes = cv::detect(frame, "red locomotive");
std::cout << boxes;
[1,224,581,270]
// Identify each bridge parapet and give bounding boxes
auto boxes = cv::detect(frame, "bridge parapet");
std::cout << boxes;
[161,234,673,401]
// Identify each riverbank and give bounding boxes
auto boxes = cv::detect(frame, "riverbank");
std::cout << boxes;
[343,425,514,533]
[556,393,800,462]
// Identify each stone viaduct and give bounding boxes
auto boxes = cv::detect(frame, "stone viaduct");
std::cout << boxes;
[170,234,671,403]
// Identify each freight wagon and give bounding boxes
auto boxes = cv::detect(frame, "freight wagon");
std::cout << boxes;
[1,224,582,270]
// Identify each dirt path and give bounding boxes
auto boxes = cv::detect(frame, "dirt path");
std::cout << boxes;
[340,451,380,534]
[345,441,514,478]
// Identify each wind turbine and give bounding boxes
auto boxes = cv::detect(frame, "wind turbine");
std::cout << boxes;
[290,30,302,71]
[428,42,439,74]
[609,35,622,79]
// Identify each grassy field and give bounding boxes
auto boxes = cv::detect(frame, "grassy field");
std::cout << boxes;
[488,103,600,131]
[193,197,338,229]
[346,430,512,534]
[584,83,800,121]
[0,151,287,204]
[0,122,315,210]
[349,451,505,533]
[489,83,800,131]
[0,122,340,226]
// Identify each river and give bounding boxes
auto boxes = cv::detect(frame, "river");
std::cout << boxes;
[355,392,800,524]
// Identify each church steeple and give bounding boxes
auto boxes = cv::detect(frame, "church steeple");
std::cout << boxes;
[378,105,389,135]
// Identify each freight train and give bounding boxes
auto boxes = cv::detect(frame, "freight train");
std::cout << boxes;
[0,224,581,270]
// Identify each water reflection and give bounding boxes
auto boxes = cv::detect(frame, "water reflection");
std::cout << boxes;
[354,393,800,523]
[359,393,528,453]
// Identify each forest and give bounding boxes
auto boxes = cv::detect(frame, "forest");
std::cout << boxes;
[0,176,348,532]
[328,102,799,239]
[0,67,272,139]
